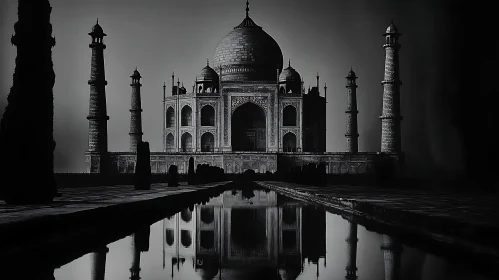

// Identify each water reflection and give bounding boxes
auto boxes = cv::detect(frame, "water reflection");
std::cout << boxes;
[345,221,358,280]
[51,188,490,280]
[90,247,108,280]
[162,189,325,280]
[381,234,403,280]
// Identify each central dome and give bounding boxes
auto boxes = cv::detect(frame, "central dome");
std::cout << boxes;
[213,6,283,82]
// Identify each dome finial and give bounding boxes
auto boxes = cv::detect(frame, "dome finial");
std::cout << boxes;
[96,18,99,24]
[246,0,250,18]
[207,59,209,66]
[288,59,291,67]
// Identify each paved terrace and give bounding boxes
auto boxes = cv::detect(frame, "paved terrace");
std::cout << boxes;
[257,181,499,270]
[0,182,230,226]
[0,182,231,268]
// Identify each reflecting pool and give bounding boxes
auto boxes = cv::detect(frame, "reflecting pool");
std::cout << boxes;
[13,187,495,280]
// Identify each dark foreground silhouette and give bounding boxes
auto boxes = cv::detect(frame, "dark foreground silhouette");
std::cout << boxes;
[168,165,179,187]
[0,0,58,204]
[134,141,151,190]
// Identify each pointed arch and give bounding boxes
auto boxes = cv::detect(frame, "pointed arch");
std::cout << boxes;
[181,105,192,126]
[201,132,215,152]
[166,107,175,127]
[181,132,193,152]
[283,105,297,126]
[283,132,297,152]
[201,105,215,126]
[166,133,175,152]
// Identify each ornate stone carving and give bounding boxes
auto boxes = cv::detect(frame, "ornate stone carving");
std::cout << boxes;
[231,96,268,113]
[200,102,217,109]
[281,101,299,110]
[199,128,216,137]
[282,128,299,136]
[270,91,275,145]
[181,129,193,136]
[224,94,229,145]
[180,103,192,110]
[223,85,275,94]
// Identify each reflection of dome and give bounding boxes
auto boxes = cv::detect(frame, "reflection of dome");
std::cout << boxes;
[198,62,219,82]
[213,2,283,81]
[279,60,301,82]
[196,267,219,280]
[278,268,301,280]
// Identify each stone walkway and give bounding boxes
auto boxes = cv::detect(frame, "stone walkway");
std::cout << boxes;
[0,182,230,228]
[259,181,499,226]
[257,181,499,260]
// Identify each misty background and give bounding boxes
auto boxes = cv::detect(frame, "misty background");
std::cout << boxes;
[0,0,496,182]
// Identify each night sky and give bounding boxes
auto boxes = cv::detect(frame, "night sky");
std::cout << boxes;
[0,0,497,182]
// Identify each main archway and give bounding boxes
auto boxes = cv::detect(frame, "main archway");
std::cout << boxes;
[231,102,266,152]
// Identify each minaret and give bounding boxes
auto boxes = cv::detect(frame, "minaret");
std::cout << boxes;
[129,68,143,152]
[316,73,320,92]
[380,21,403,153]
[380,234,403,280]
[91,246,109,280]
[345,221,358,280]
[86,19,109,173]
[345,69,359,153]
[163,81,166,152]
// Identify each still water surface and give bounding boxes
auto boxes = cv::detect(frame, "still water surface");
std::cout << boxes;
[53,188,489,280]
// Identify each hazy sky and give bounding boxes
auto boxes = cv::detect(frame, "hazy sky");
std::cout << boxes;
[0,0,458,176]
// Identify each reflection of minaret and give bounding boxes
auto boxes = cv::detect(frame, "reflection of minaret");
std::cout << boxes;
[302,207,326,264]
[380,234,403,280]
[278,204,303,280]
[130,234,141,280]
[91,246,109,280]
[164,207,197,279]
[130,226,151,280]
[345,221,358,280]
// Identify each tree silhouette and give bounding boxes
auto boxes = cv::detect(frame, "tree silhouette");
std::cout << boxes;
[188,157,195,185]
[134,141,151,190]
[0,0,57,203]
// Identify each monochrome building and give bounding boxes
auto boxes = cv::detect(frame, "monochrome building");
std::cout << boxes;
[85,1,404,175]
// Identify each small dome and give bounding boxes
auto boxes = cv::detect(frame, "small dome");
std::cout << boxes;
[197,62,219,82]
[90,19,106,37]
[279,60,301,82]
[131,68,141,78]
[346,68,357,79]
[385,21,399,34]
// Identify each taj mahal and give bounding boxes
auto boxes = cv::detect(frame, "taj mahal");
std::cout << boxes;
[85,1,404,175]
